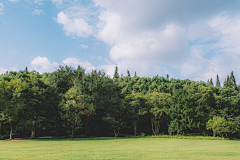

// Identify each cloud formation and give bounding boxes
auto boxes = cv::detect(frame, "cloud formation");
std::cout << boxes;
[31,9,43,15]
[80,44,88,49]
[8,0,19,2]
[30,56,96,74]
[0,68,7,75]
[57,11,92,37]
[52,0,63,6]
[52,0,240,81]
[0,3,4,15]
[62,58,96,71]
[30,56,58,74]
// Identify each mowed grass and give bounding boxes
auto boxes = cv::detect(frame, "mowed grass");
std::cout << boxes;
[1,138,240,159]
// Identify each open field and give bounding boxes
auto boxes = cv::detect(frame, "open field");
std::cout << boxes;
[1,138,240,159]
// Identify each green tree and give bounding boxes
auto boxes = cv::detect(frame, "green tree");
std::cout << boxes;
[127,70,131,77]
[25,78,59,139]
[209,78,213,85]
[103,79,126,137]
[113,66,119,79]
[216,74,221,87]
[1,79,28,139]
[141,92,171,135]
[61,88,94,138]
[125,93,145,136]
[206,116,229,139]
[166,74,169,80]
[168,88,204,135]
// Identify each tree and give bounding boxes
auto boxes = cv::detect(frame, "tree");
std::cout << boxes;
[230,71,237,90]
[61,88,94,139]
[209,78,213,85]
[216,74,221,87]
[125,93,145,136]
[47,65,84,94]
[168,88,204,135]
[1,79,28,139]
[113,66,119,79]
[127,70,131,77]
[0,113,5,135]
[166,74,169,80]
[24,78,59,139]
[103,79,126,137]
[206,116,229,139]
[140,92,171,135]
[223,72,237,89]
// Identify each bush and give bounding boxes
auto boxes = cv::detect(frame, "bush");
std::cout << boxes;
[140,132,145,137]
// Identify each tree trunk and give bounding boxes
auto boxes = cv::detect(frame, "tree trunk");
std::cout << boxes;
[113,130,119,137]
[133,119,137,136]
[33,121,36,139]
[182,125,185,136]
[9,122,13,140]
[151,118,155,135]
[71,126,74,139]
[85,117,89,137]
[156,121,160,135]
[0,122,2,135]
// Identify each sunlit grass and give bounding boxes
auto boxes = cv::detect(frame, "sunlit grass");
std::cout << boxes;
[1,137,240,159]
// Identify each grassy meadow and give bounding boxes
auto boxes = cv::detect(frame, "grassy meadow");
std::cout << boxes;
[0,137,240,159]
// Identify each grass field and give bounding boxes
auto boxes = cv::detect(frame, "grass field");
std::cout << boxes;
[1,138,240,159]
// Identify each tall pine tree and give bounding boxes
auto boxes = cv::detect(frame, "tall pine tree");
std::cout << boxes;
[216,74,221,87]
[230,71,237,90]
[210,78,213,85]
[166,74,169,80]
[127,70,131,77]
[113,66,119,79]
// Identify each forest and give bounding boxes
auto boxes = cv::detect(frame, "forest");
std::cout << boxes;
[0,65,240,140]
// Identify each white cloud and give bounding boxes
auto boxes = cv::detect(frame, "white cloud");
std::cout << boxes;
[8,0,19,2]
[52,0,240,81]
[30,56,97,74]
[62,58,96,72]
[30,56,58,74]
[179,13,240,83]
[97,64,116,77]
[57,11,92,37]
[80,44,88,49]
[0,68,7,75]
[91,56,101,60]
[93,1,192,77]
[93,0,240,80]
[52,0,63,5]
[33,0,45,5]
[108,24,190,64]
[31,9,43,15]
[24,0,45,5]
[0,3,4,15]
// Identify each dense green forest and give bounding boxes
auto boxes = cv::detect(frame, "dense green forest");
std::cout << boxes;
[0,66,240,139]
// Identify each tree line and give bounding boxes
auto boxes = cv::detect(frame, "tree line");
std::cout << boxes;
[0,66,240,139]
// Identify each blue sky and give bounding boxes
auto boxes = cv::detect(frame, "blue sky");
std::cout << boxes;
[1,0,240,85]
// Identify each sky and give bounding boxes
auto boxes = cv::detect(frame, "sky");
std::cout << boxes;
[1,0,240,85]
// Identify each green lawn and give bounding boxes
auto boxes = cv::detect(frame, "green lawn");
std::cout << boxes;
[0,138,240,159]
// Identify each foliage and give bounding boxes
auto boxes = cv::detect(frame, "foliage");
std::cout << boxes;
[206,116,240,139]
[0,67,240,139]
